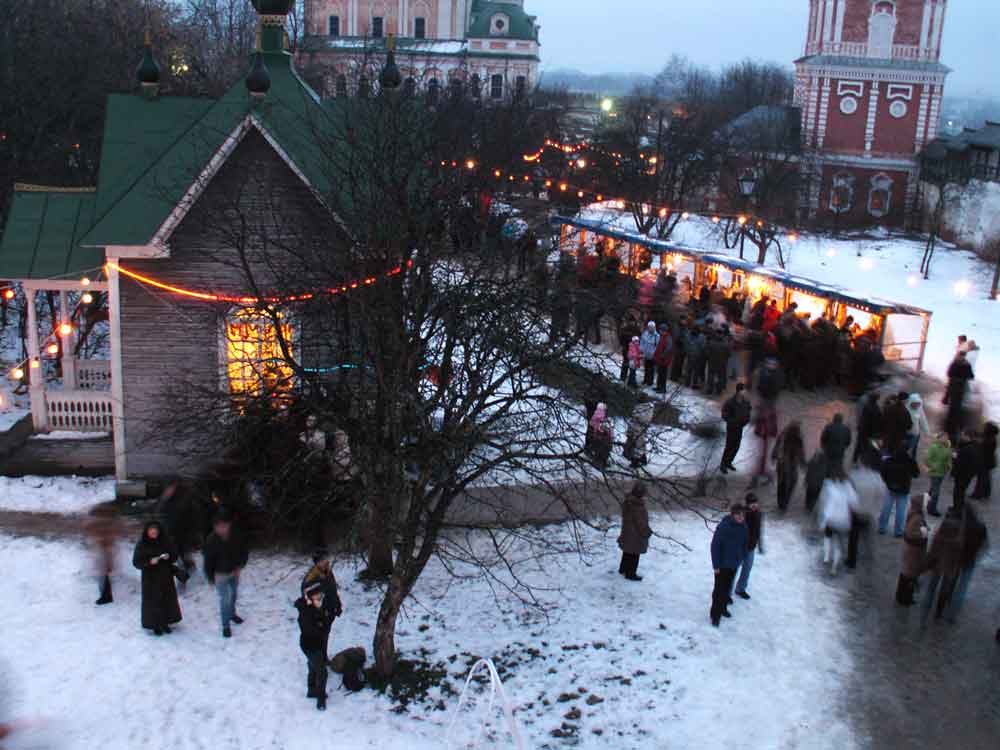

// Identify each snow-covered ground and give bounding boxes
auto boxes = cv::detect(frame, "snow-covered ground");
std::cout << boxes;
[0,407,28,432]
[1,482,856,750]
[0,476,116,514]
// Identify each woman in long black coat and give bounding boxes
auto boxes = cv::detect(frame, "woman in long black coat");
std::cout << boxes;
[132,521,182,635]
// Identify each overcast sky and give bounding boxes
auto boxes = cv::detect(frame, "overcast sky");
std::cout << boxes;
[538,0,1000,97]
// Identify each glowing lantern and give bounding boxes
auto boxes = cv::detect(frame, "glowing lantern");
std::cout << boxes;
[2,289,14,301]
[712,216,721,224]
[82,293,94,304]
[11,368,24,380]
[30,358,40,369]
[597,194,604,202]
[47,343,59,355]
[577,191,584,198]
[738,216,747,226]
[576,159,587,169]
[544,180,552,188]
[681,212,690,220]
[616,200,626,210]
[648,156,658,165]
[559,183,568,192]
[59,323,73,336]
[494,169,502,178]
[465,159,476,170]
[81,277,91,286]
[658,208,668,218]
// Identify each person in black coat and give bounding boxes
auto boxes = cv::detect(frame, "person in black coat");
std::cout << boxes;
[203,510,250,638]
[945,353,975,442]
[132,521,182,636]
[952,430,983,512]
[971,422,997,500]
[854,392,883,464]
[821,414,852,477]
[882,393,912,455]
[710,505,748,626]
[295,583,334,711]
[773,422,806,511]
[720,383,752,473]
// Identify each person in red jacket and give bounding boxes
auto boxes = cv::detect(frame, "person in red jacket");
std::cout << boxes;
[761,300,781,333]
[652,324,673,393]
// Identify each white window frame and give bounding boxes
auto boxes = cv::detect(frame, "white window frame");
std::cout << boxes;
[867,173,893,218]
[829,172,855,214]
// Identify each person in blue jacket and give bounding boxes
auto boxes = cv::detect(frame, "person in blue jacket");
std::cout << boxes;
[710,505,748,626]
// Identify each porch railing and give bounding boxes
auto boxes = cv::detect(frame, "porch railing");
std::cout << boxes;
[44,391,113,432]
[75,360,112,391]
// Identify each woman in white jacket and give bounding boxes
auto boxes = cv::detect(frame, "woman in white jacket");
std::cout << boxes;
[905,393,931,459]
[818,478,859,576]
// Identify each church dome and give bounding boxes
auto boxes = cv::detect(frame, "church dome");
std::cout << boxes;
[135,34,161,85]
[246,52,272,96]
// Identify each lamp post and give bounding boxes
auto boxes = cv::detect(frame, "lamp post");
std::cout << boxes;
[736,170,757,260]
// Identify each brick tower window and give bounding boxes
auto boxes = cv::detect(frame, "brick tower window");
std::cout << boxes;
[867,174,893,218]
[868,2,897,59]
[372,17,384,38]
[830,173,855,214]
[328,16,340,37]
[414,17,426,39]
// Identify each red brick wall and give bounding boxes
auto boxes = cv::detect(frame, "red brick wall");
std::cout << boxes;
[893,0,924,46]
[824,78,869,152]
[818,164,909,226]
[872,84,920,156]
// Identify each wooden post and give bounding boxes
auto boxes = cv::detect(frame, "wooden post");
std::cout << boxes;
[59,291,77,390]
[917,313,931,373]
[106,263,128,480]
[23,288,47,431]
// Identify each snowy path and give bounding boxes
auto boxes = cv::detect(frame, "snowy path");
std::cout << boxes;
[1,508,856,750]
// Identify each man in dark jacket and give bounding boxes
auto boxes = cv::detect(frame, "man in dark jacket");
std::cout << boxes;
[881,393,913,455]
[943,504,988,622]
[853,392,883,464]
[945,353,975,441]
[296,582,334,711]
[203,509,250,638]
[821,414,852,477]
[706,332,731,396]
[710,505,748,626]
[971,422,997,500]
[952,430,983,512]
[879,446,920,537]
[720,383,752,473]
[734,494,764,600]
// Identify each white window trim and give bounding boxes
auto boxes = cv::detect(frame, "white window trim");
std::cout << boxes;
[837,81,865,98]
[829,172,855,214]
[886,84,913,101]
[867,173,893,218]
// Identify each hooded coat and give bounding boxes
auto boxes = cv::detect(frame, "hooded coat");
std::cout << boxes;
[901,496,929,578]
[922,513,964,578]
[639,323,659,359]
[132,522,182,630]
[618,491,653,555]
[905,395,931,437]
[711,515,748,570]
[627,337,643,370]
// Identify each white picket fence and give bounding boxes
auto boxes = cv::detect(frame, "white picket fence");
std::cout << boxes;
[44,391,113,432]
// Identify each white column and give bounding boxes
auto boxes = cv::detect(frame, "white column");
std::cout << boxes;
[834,0,846,44]
[23,288,47,431]
[106,264,128,481]
[822,0,835,45]
[915,86,931,152]
[59,291,77,390]
[933,1,947,59]
[865,81,880,154]
[816,78,831,149]
[920,0,933,56]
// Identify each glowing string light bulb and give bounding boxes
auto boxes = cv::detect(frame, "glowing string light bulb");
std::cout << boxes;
[47,343,59,355]
[11,367,24,380]
[58,323,73,336]
[82,293,94,304]
[30,358,40,369]
[465,159,476,170]
[81,277,91,287]
[2,289,14,301]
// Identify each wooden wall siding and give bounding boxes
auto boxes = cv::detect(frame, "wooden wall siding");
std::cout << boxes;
[2,435,114,477]
[120,129,342,479]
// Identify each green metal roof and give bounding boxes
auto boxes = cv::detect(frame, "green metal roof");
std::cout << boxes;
[468,1,538,41]
[0,190,104,278]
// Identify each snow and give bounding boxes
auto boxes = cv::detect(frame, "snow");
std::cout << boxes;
[29,431,111,441]
[0,408,28,433]
[0,505,856,750]
[0,476,116,515]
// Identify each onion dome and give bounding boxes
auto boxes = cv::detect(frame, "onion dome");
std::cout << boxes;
[380,35,402,92]
[246,52,271,98]
[135,31,161,91]
[252,0,294,15]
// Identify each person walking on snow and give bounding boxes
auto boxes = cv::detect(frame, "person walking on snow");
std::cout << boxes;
[945,353,974,442]
[896,493,929,606]
[919,508,964,622]
[879,444,920,537]
[818,478,858,576]
[943,504,988,623]
[626,336,642,389]
[588,402,613,469]
[750,359,784,487]
[951,430,982,513]
[734,494,765,600]
[925,433,952,517]
[720,383,752,474]
[854,391,883,464]
[295,582,334,711]
[618,483,653,582]
[87,503,122,606]
[639,321,659,387]
[203,509,249,638]
[821,413,852,478]
[971,422,997,500]
[132,521,182,636]
[710,505,748,626]
[904,394,931,459]
[773,421,806,512]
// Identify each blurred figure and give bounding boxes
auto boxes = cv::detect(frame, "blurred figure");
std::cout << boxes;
[618,483,653,582]
[720,383,752,474]
[951,429,982,513]
[920,508,964,622]
[588,402,613,469]
[295,582,333,711]
[879,444,920,537]
[924,433,952,517]
[945,352,974,442]
[710,505,747,626]
[896,493,929,606]
[943,504,989,623]
[882,392,912,455]
[750,359,784,488]
[627,336,642,389]
[818,478,858,576]
[772,421,806,512]
[639,321,659,387]
[203,508,250,638]
[734,494,765,600]
[652,324,673,394]
[156,482,201,574]
[821,413,852,478]
[971,422,997,500]
[132,521,182,636]
[804,449,828,513]
[854,391,883,465]
[86,502,122,605]
[904,394,931,459]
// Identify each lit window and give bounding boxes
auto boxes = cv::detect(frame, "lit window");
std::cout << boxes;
[372,16,383,38]
[867,173,893,217]
[829,172,855,214]
[414,17,426,39]
[328,15,340,37]
[226,311,295,398]
[490,74,503,99]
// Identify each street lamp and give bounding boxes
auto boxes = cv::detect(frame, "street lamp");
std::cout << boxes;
[738,171,757,198]
[601,98,614,113]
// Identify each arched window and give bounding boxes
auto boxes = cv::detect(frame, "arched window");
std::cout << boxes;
[868,2,897,59]
[829,172,855,214]
[867,173,893,218]
[335,74,348,98]
[490,74,504,99]
[403,77,416,97]
[515,75,527,100]
[427,78,440,105]
[470,74,482,99]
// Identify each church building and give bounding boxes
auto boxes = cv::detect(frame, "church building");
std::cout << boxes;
[297,0,540,100]
[794,0,951,226]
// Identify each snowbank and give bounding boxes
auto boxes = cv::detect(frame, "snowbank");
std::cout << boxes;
[0,408,28,433]
[1,508,855,749]
[0,476,116,515]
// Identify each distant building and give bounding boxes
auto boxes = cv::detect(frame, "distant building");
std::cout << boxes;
[794,0,952,227]
[298,0,541,100]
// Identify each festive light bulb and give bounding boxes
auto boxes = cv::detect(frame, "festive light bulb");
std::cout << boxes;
[545,180,552,188]
[58,323,73,336]
[576,159,587,169]
[577,191,584,198]
[659,208,668,218]
[494,170,502,178]
[597,194,604,202]
[712,216,721,224]
[616,200,625,209]
[523,175,530,182]
[47,343,59,355]
[681,212,690,220]
[30,358,40,369]
[465,159,475,170]
[81,277,91,286]
[82,293,93,304]
[756,220,764,228]
[2,289,14,300]
[648,156,658,165]
[11,368,24,380]
[788,233,798,242]
[559,183,568,192]
[738,216,747,226]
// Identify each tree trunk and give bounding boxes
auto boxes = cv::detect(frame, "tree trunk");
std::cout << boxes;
[923,234,936,280]
[365,493,395,579]
[373,577,406,677]
[991,255,1000,300]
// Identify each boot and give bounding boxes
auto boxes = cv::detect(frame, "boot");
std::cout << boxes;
[822,537,832,565]
[307,673,317,699]
[831,541,842,575]
[317,694,327,711]
[96,576,113,605]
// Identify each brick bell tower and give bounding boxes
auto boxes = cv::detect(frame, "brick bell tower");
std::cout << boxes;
[794,0,951,227]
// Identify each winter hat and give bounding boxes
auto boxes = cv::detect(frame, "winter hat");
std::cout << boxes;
[312,548,330,565]
[646,321,656,330]
[631,335,640,343]
[907,394,923,408]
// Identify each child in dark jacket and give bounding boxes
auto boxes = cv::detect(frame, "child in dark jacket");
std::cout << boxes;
[296,582,334,711]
